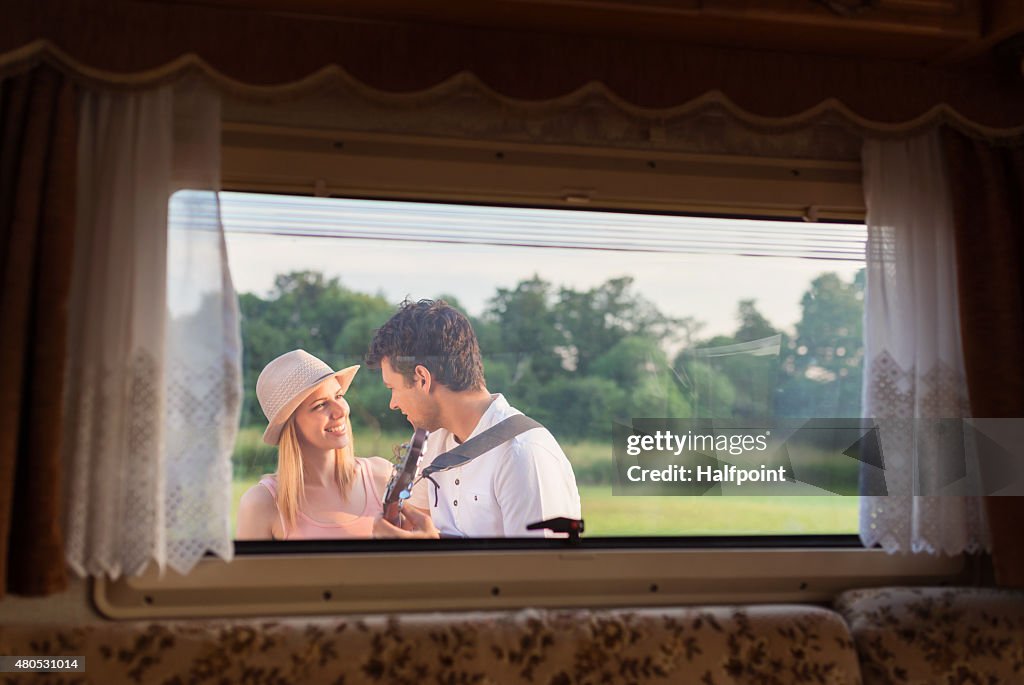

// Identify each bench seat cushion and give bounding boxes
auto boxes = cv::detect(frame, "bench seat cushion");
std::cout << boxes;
[0,604,861,684]
[835,587,1024,685]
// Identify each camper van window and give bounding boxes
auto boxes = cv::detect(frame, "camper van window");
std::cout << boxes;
[172,191,868,544]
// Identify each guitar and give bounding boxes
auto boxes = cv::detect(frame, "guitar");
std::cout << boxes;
[382,428,428,526]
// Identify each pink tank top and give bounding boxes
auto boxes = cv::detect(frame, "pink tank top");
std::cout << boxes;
[259,458,383,540]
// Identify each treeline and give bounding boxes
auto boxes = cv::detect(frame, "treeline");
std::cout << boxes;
[238,270,865,441]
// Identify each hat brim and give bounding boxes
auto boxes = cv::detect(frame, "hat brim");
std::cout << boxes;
[262,365,360,446]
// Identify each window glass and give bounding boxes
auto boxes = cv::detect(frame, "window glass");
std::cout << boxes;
[214,192,865,538]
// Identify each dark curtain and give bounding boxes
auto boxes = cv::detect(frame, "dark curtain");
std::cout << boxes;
[5,0,1024,129]
[0,65,77,597]
[942,128,1024,588]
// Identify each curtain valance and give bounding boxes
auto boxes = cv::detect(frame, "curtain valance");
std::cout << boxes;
[3,4,1024,142]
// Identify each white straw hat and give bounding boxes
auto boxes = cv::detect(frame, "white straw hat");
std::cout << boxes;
[256,350,359,446]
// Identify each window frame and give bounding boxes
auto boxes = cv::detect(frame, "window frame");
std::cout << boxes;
[96,123,965,619]
[220,123,866,222]
[95,540,963,618]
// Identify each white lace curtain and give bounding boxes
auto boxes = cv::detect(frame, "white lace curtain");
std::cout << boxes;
[859,129,989,555]
[64,78,241,577]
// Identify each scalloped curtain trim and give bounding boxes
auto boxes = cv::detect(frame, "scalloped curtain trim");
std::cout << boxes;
[1,40,1023,142]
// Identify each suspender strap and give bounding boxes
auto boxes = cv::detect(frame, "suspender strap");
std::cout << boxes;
[421,414,542,479]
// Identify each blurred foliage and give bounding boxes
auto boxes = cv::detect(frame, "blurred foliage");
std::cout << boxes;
[236,268,866,447]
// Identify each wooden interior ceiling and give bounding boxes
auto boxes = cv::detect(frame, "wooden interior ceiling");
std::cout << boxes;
[143,0,1024,65]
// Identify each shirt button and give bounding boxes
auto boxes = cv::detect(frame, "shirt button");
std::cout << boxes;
[454,499,458,506]
[455,479,460,485]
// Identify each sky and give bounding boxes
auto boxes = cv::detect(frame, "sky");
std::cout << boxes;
[223,234,864,340]
[186,192,865,340]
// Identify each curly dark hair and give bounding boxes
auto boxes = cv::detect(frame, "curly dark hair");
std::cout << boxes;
[366,299,486,392]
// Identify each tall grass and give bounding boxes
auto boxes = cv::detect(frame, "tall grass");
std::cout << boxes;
[232,424,854,490]
[233,424,616,483]
[231,426,279,479]
[231,425,420,478]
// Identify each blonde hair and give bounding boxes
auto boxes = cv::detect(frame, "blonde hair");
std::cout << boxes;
[274,415,357,535]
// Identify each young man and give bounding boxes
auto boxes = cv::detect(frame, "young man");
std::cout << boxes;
[367,299,581,538]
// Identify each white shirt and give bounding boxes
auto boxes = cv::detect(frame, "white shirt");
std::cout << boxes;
[409,394,581,537]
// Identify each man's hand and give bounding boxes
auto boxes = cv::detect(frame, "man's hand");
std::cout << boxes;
[372,505,440,539]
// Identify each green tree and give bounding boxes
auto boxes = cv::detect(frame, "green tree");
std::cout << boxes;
[533,376,628,440]
[792,273,862,376]
[735,299,779,343]
[238,271,401,429]
[591,336,667,388]
[777,270,864,417]
[485,275,566,382]
[669,359,738,419]
[674,299,779,419]
[554,276,679,375]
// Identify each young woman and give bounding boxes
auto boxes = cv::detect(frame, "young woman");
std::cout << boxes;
[236,349,393,540]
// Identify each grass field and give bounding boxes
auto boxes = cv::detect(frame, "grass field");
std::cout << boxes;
[232,424,858,537]
[231,478,857,538]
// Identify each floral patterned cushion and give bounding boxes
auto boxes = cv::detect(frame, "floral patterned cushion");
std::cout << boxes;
[0,605,861,684]
[835,587,1024,685]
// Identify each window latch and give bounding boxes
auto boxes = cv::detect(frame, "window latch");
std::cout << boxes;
[526,517,585,544]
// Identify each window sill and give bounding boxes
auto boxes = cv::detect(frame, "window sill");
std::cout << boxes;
[94,540,963,619]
